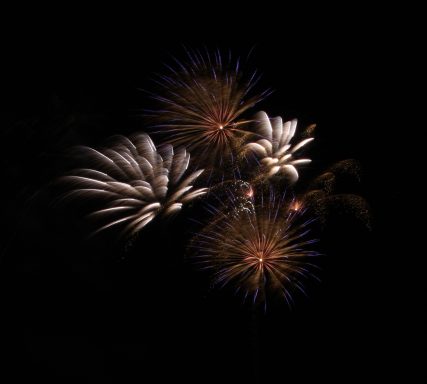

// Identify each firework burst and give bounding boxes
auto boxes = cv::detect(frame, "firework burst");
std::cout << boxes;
[147,49,270,169]
[62,134,208,239]
[300,159,371,229]
[191,192,319,307]
[244,111,314,183]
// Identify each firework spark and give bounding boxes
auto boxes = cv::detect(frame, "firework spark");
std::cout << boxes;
[301,160,371,229]
[244,111,314,183]
[62,134,208,239]
[191,192,319,306]
[147,49,270,169]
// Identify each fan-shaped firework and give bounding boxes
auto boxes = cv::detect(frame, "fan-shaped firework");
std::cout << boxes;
[147,49,270,168]
[191,192,319,306]
[62,134,208,239]
[244,111,314,183]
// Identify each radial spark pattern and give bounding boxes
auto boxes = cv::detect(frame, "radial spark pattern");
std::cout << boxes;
[148,49,270,167]
[63,134,208,238]
[191,194,318,306]
[245,111,314,183]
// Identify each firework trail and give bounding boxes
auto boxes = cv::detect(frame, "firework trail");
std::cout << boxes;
[62,134,208,239]
[147,48,270,170]
[244,111,314,183]
[190,190,319,307]
[300,159,371,229]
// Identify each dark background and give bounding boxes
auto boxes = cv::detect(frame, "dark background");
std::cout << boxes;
[2,13,412,383]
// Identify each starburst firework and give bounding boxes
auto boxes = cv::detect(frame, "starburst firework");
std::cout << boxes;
[191,192,319,306]
[244,111,314,183]
[147,49,270,169]
[62,134,208,239]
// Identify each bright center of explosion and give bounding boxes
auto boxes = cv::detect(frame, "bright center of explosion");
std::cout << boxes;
[218,125,224,130]
[290,200,302,211]
[246,186,254,198]
[255,251,265,263]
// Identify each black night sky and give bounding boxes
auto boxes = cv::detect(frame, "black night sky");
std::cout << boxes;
[2,12,413,383]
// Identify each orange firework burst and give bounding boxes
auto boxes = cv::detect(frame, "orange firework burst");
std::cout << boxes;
[147,48,270,169]
[191,191,319,307]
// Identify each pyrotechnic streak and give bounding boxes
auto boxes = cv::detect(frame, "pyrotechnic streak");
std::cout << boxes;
[62,134,208,238]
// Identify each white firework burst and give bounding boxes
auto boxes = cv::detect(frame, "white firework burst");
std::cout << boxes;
[63,134,208,238]
[245,111,314,183]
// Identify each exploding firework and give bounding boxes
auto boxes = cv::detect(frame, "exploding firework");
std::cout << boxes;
[62,134,208,239]
[191,192,319,307]
[299,160,371,229]
[147,49,270,170]
[208,179,256,217]
[244,111,314,183]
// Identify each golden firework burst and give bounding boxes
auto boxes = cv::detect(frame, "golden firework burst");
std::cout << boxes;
[147,49,270,170]
[191,192,319,306]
